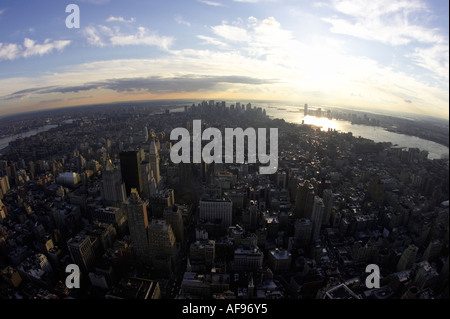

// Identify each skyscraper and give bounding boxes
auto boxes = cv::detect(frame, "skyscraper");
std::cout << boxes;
[397,244,419,271]
[322,189,333,226]
[199,195,233,227]
[149,137,161,185]
[294,180,315,219]
[148,219,177,258]
[125,189,151,262]
[304,103,308,116]
[311,196,325,243]
[67,233,96,273]
[119,151,143,196]
[102,158,126,205]
[163,205,184,243]
[294,218,313,247]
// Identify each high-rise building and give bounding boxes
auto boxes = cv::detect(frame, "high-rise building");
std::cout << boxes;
[163,205,184,243]
[149,138,161,185]
[189,240,215,272]
[322,189,333,226]
[144,126,149,142]
[311,196,325,243]
[102,158,126,205]
[316,107,322,117]
[396,244,418,271]
[294,218,313,247]
[125,189,151,262]
[268,248,292,273]
[0,199,7,222]
[150,189,175,219]
[147,219,177,259]
[243,200,259,231]
[413,261,439,289]
[233,246,264,272]
[119,151,143,196]
[421,239,443,262]
[199,195,233,227]
[294,180,315,219]
[67,233,96,273]
[304,104,308,116]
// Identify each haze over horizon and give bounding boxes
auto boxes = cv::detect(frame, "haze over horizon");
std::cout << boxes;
[0,0,448,119]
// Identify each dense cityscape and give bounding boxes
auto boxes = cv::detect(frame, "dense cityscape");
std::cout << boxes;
[0,101,448,300]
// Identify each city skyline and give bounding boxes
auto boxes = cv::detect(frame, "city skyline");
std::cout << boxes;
[0,0,448,118]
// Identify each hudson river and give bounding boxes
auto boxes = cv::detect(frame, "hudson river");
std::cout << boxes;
[265,107,448,160]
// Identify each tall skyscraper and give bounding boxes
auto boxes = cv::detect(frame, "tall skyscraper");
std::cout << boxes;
[67,233,96,273]
[243,200,259,231]
[322,189,333,226]
[294,180,315,219]
[311,196,325,243]
[163,205,184,243]
[304,103,308,116]
[149,138,161,185]
[102,158,126,205]
[421,239,443,262]
[144,126,149,142]
[119,151,143,196]
[125,189,151,262]
[397,244,419,271]
[294,218,313,247]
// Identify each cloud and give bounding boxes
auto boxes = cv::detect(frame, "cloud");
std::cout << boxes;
[323,0,449,82]
[2,75,275,101]
[408,44,449,81]
[0,8,5,17]
[175,15,191,27]
[106,16,136,23]
[323,0,445,45]
[0,38,71,61]
[197,0,225,7]
[1,15,448,119]
[0,43,21,61]
[197,35,229,48]
[211,24,250,42]
[232,0,274,2]
[22,38,71,58]
[83,25,174,50]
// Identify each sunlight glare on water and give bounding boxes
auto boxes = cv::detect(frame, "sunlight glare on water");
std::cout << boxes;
[300,115,339,131]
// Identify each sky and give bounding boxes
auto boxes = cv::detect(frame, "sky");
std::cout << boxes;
[0,0,448,118]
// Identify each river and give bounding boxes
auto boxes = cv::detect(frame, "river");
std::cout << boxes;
[265,107,449,160]
[0,124,58,152]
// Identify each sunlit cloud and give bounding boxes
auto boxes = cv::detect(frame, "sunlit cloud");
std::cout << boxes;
[0,2,448,119]
[323,0,443,45]
[322,0,449,84]
[1,75,276,102]
[408,44,449,81]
